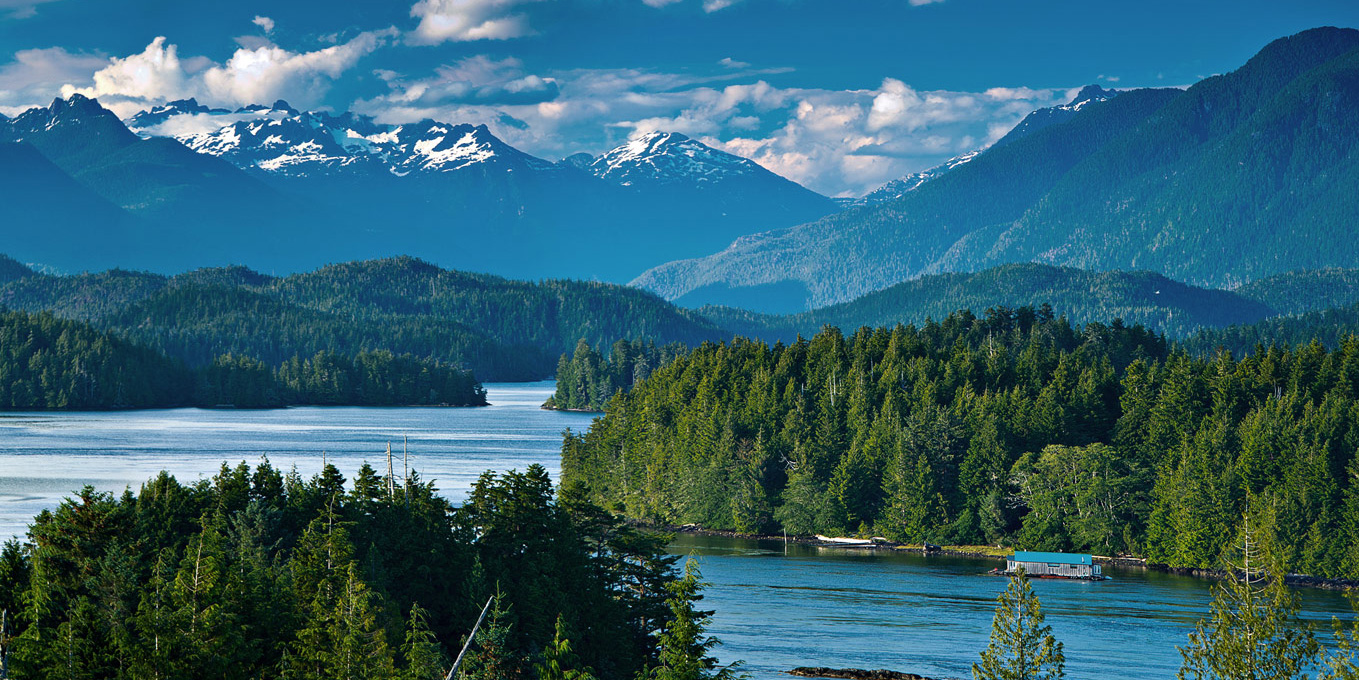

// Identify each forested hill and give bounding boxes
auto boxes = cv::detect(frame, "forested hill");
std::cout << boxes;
[0,255,727,381]
[1182,302,1359,357]
[699,263,1279,341]
[0,310,487,409]
[561,307,1359,579]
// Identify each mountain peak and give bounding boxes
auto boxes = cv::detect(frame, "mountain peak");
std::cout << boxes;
[1068,85,1118,106]
[589,131,763,186]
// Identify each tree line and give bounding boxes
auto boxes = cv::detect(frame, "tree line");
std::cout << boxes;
[545,339,688,412]
[0,311,486,409]
[0,462,739,680]
[560,306,1359,579]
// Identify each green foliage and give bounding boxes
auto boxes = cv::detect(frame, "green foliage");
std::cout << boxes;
[641,560,739,680]
[0,255,727,382]
[973,567,1065,680]
[546,339,687,411]
[4,462,687,680]
[1184,303,1359,358]
[1177,513,1319,680]
[535,615,599,680]
[0,309,192,409]
[563,307,1359,578]
[0,311,487,410]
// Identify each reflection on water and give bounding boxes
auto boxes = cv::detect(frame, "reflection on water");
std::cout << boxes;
[670,533,1355,680]
[0,381,595,540]
[0,385,1351,678]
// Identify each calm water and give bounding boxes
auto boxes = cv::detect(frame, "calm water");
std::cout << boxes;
[0,381,596,540]
[673,534,1355,680]
[0,381,1351,678]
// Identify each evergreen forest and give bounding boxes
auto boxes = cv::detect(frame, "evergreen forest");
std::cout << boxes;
[0,311,486,409]
[0,462,697,680]
[560,308,1359,579]
[545,339,688,412]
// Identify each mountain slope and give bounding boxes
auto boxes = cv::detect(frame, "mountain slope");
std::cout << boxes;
[0,255,729,381]
[634,85,1181,311]
[700,263,1276,342]
[634,27,1359,311]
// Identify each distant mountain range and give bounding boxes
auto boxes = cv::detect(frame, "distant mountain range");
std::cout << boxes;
[1,97,837,281]
[634,28,1359,312]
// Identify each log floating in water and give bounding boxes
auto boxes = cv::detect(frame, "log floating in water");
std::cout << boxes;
[788,667,938,680]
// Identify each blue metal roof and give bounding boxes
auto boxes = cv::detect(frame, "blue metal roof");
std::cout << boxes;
[1011,551,1093,565]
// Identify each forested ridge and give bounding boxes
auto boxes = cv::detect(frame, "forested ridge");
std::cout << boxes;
[0,311,486,409]
[561,307,1359,579]
[0,255,727,382]
[0,462,697,680]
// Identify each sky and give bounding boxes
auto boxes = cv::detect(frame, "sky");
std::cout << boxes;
[1,0,1357,196]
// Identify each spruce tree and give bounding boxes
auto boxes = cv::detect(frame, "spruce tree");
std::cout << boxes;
[535,614,598,680]
[973,567,1066,680]
[1177,513,1319,680]
[642,559,740,680]
[402,602,449,680]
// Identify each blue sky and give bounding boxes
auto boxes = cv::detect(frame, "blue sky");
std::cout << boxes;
[2,0,1357,195]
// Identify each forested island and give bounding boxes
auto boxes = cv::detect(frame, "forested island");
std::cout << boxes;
[0,311,486,409]
[545,339,687,412]
[560,307,1359,580]
[0,462,739,680]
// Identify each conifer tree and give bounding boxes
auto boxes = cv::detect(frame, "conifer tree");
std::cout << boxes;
[535,615,598,680]
[402,602,449,680]
[1177,511,1319,680]
[642,559,740,680]
[973,567,1066,680]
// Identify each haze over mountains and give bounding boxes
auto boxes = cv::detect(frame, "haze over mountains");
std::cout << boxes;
[635,27,1359,312]
[2,96,836,281]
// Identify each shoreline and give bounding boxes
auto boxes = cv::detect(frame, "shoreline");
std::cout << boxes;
[654,522,1359,591]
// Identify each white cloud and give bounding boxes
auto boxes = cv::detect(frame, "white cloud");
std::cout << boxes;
[358,59,1069,197]
[200,29,394,106]
[702,0,741,11]
[719,57,749,69]
[408,0,542,44]
[0,47,107,113]
[59,30,394,114]
[252,15,275,33]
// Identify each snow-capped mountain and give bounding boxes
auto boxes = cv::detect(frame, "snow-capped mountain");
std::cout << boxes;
[994,84,1119,148]
[835,85,1119,208]
[587,131,774,187]
[845,149,982,208]
[127,101,558,178]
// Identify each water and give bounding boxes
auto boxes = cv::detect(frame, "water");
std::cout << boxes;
[672,534,1355,680]
[0,381,1351,678]
[0,381,596,540]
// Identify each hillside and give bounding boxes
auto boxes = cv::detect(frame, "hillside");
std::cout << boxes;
[699,264,1277,342]
[635,27,1359,311]
[0,255,727,381]
[1233,268,1359,315]
[1181,302,1359,356]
